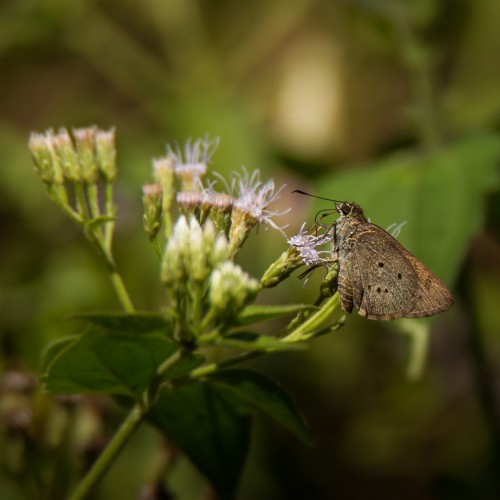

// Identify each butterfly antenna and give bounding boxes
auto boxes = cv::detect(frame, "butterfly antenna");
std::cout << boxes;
[293,190,342,204]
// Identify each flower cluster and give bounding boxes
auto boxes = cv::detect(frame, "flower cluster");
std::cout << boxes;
[29,127,116,185]
[29,129,347,344]
[144,136,288,340]
[28,127,117,230]
[147,137,287,251]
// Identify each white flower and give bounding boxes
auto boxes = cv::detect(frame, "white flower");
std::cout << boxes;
[167,136,219,189]
[231,167,289,233]
[288,223,333,265]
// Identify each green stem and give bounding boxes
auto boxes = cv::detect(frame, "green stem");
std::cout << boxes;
[156,348,186,378]
[87,184,101,222]
[75,183,90,220]
[48,185,83,224]
[185,350,261,381]
[84,227,135,313]
[69,348,187,499]
[283,293,341,341]
[104,181,115,252]
[109,270,135,313]
[150,236,163,261]
[191,284,204,334]
[68,405,143,500]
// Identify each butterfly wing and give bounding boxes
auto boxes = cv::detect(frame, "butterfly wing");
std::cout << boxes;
[398,251,454,317]
[337,223,452,320]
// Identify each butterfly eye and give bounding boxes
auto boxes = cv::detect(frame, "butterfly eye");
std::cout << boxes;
[338,203,350,215]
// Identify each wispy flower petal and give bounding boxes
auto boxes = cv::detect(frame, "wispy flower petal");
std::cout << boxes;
[167,136,219,190]
[288,223,333,265]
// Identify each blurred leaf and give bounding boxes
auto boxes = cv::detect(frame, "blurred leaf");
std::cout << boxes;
[148,381,251,500]
[42,328,178,397]
[444,1,500,131]
[237,304,317,325]
[210,369,313,446]
[41,336,78,371]
[71,311,172,334]
[316,135,500,285]
[217,331,307,352]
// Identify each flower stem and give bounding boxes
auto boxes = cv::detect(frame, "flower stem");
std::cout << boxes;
[103,181,115,251]
[283,293,341,341]
[68,404,143,500]
[69,347,187,499]
[109,270,135,313]
[150,236,163,261]
[185,350,261,381]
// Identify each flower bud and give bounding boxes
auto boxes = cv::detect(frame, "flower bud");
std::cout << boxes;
[52,128,81,182]
[142,183,163,239]
[260,247,303,288]
[74,126,100,183]
[28,131,63,185]
[187,217,207,282]
[161,216,189,287]
[208,262,259,320]
[95,128,117,181]
[210,233,230,268]
[153,157,174,215]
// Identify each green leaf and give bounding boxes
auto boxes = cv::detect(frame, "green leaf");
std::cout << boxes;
[148,381,251,500]
[237,304,317,325]
[315,135,500,285]
[148,371,312,497]
[71,311,172,334]
[41,336,78,371]
[42,328,178,397]
[217,331,307,352]
[209,369,313,446]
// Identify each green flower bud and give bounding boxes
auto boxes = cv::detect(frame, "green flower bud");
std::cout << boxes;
[210,233,230,268]
[187,217,207,282]
[260,247,303,288]
[96,128,117,181]
[142,183,163,239]
[28,131,63,185]
[161,216,189,287]
[208,262,259,320]
[52,128,81,182]
[153,157,174,215]
[73,126,98,183]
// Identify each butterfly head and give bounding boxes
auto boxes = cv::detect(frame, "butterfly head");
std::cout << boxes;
[336,202,366,220]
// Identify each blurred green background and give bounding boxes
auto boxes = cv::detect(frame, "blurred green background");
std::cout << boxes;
[1,0,500,499]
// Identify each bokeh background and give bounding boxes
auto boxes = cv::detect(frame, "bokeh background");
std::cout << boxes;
[1,0,500,499]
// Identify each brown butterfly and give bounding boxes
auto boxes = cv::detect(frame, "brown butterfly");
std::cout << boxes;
[333,201,454,320]
[293,191,454,320]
